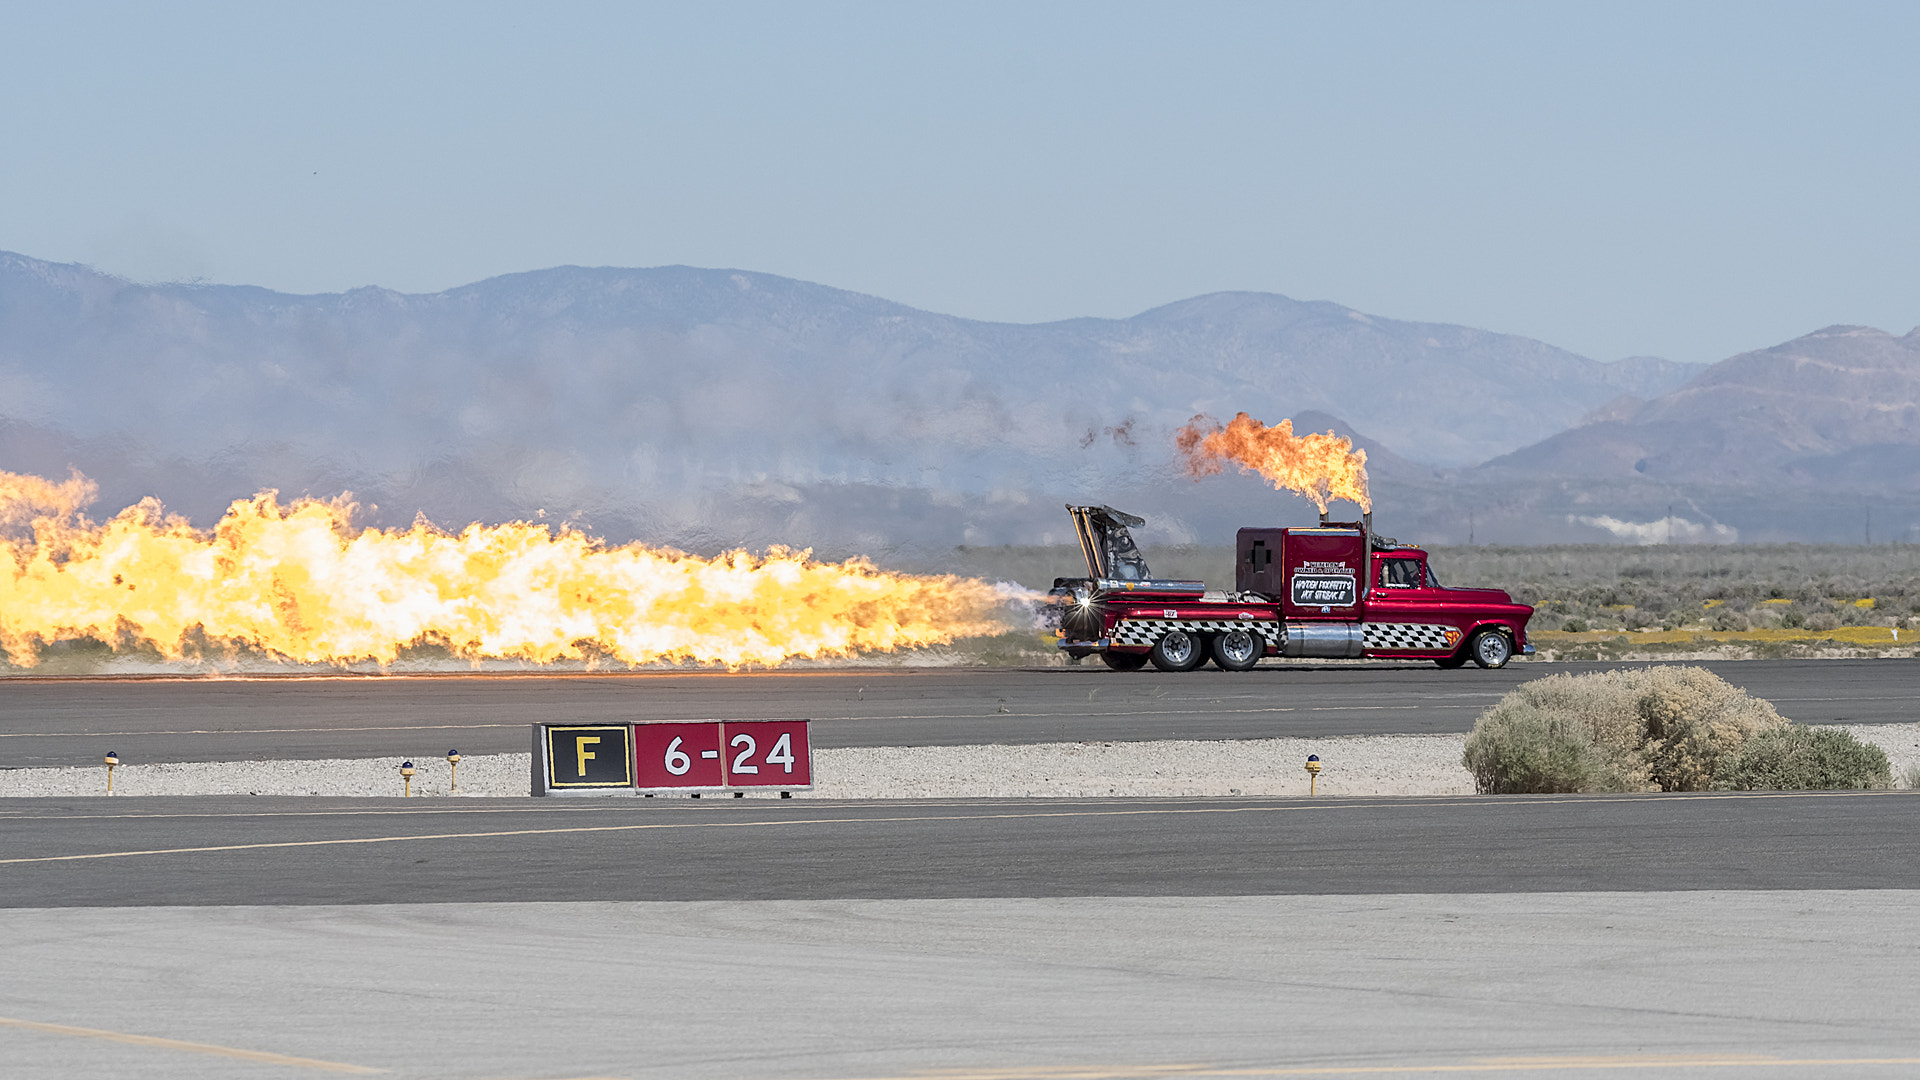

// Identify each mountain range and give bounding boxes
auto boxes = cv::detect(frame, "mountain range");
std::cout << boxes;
[1,249,1914,554]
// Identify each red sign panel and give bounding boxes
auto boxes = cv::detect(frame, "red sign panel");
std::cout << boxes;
[718,720,813,787]
[632,721,725,789]
[630,719,812,790]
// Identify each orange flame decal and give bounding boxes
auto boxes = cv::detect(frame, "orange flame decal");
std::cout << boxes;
[1176,412,1371,514]
[0,472,1027,669]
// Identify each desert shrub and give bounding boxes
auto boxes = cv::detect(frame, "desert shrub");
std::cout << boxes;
[1903,762,1920,790]
[1714,727,1891,790]
[1712,609,1751,632]
[1805,611,1840,632]
[1780,606,1805,628]
[1635,666,1789,790]
[1463,666,1790,794]
[1562,617,1588,633]
[1461,700,1643,794]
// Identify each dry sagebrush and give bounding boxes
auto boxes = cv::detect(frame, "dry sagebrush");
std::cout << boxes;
[1463,666,1813,794]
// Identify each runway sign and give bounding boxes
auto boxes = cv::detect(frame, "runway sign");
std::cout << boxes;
[633,719,813,792]
[531,720,812,795]
[541,725,635,790]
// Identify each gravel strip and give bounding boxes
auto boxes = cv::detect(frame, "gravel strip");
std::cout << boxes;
[6,725,1915,799]
[2,736,1470,799]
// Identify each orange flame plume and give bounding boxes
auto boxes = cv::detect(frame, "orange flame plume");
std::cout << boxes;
[1176,412,1371,514]
[0,472,1029,669]
[0,470,97,527]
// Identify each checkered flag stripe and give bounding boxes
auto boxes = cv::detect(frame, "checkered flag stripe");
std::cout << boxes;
[1362,622,1458,651]
[1109,619,1274,647]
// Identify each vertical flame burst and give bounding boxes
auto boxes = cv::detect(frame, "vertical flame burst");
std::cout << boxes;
[1176,412,1371,514]
[0,472,1027,668]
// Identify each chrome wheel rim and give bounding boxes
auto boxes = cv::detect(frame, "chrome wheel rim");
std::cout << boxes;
[1220,629,1256,664]
[1161,631,1195,665]
[1476,633,1510,666]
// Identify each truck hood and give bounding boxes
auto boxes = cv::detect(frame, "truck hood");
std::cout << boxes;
[1442,586,1525,608]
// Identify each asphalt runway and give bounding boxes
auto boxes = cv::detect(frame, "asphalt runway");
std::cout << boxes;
[5,793,1920,1078]
[5,789,1917,907]
[3,658,1918,767]
[10,661,1920,1076]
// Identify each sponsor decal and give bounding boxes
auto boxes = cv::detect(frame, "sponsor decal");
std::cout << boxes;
[1292,574,1357,607]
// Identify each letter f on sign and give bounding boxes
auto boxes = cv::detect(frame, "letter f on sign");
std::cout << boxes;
[576,736,600,777]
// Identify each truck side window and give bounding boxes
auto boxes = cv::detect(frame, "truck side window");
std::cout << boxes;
[1381,559,1421,588]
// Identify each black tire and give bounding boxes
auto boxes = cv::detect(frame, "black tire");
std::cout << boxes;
[1100,651,1149,671]
[1434,653,1469,669]
[1210,628,1264,671]
[1469,629,1513,669]
[1148,629,1205,672]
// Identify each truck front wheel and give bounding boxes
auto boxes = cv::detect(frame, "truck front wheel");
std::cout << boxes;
[1149,629,1205,672]
[1470,629,1513,669]
[1101,651,1149,671]
[1210,628,1264,671]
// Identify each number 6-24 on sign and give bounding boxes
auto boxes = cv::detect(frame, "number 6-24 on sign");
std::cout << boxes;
[631,719,813,791]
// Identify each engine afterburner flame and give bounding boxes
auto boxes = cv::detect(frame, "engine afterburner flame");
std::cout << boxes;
[0,469,97,527]
[0,472,1028,668]
[1176,412,1371,514]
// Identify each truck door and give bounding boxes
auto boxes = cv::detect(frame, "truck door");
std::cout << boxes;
[1363,554,1465,655]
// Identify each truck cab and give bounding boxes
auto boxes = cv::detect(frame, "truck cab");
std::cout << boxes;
[1360,544,1534,668]
[1236,518,1533,667]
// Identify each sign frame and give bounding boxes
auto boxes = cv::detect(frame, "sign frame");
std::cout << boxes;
[534,724,636,794]
[530,719,814,796]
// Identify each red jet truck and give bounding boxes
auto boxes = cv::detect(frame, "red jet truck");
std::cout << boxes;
[1048,505,1533,672]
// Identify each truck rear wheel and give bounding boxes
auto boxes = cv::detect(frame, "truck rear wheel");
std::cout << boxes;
[1210,628,1263,671]
[1101,651,1149,671]
[1149,629,1204,672]
[1470,629,1513,669]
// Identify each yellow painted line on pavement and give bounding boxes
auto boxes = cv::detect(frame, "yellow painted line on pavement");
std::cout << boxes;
[0,804,1370,864]
[0,1014,382,1073]
[828,1054,1920,1078]
[0,789,1903,866]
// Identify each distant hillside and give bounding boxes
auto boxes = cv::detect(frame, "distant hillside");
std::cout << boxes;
[0,251,1703,552]
[1481,325,1920,489]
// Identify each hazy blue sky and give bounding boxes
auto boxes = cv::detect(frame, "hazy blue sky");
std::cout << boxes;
[3,1,1915,364]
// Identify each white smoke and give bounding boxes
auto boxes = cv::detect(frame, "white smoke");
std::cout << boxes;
[1570,514,1738,545]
